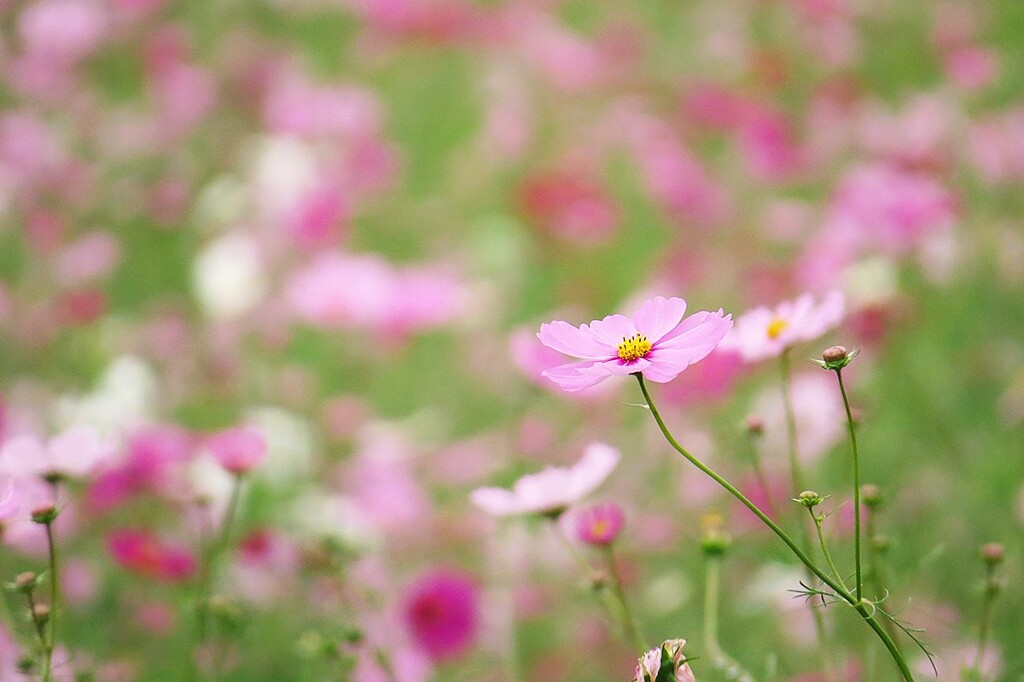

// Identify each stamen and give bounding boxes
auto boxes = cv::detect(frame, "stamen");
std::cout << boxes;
[617,334,652,362]
[766,317,788,340]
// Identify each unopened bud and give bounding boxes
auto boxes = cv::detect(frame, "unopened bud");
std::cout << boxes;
[872,534,891,553]
[980,543,1005,566]
[700,514,730,556]
[816,345,859,370]
[30,503,58,525]
[795,490,824,508]
[14,572,37,593]
[32,603,50,623]
[744,416,765,436]
[861,484,882,508]
[589,569,610,590]
[17,656,35,674]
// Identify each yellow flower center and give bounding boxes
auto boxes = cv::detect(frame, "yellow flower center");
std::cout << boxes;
[590,519,608,537]
[766,317,788,340]
[617,334,652,362]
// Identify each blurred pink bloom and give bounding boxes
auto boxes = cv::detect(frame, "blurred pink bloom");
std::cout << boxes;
[87,425,193,512]
[287,186,349,249]
[17,0,107,65]
[0,424,110,481]
[205,427,266,475]
[107,529,197,582]
[736,107,805,182]
[55,231,121,288]
[658,348,743,408]
[287,253,464,337]
[967,109,1024,184]
[403,569,479,662]
[537,296,732,392]
[944,46,999,92]
[722,291,844,363]
[0,478,19,520]
[518,170,619,244]
[573,501,624,546]
[508,328,616,399]
[470,442,619,517]
[264,77,382,140]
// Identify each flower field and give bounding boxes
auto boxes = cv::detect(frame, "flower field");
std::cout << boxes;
[0,0,1022,680]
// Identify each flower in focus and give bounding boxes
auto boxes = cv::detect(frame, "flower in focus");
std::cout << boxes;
[402,569,479,662]
[537,296,733,392]
[633,639,696,682]
[721,291,844,363]
[205,426,266,475]
[470,442,619,517]
[0,424,110,481]
[574,501,624,546]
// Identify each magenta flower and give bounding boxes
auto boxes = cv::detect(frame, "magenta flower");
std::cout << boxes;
[205,426,266,475]
[470,442,618,517]
[721,291,844,363]
[536,296,733,392]
[574,501,624,546]
[402,569,479,662]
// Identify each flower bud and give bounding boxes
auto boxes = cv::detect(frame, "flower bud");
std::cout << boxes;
[815,345,859,370]
[861,484,882,508]
[588,569,610,590]
[872,534,891,553]
[13,572,38,593]
[32,603,50,623]
[980,542,1004,566]
[31,503,58,525]
[795,490,825,508]
[700,513,730,556]
[744,416,765,436]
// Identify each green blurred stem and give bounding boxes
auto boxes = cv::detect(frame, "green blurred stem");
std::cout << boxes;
[603,544,647,653]
[634,374,915,682]
[973,563,1000,672]
[43,519,60,682]
[833,368,863,601]
[24,588,49,678]
[196,474,244,650]
[704,555,756,682]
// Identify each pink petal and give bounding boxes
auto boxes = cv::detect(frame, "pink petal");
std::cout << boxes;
[630,296,687,343]
[566,442,619,500]
[585,314,638,346]
[577,357,652,377]
[542,361,611,392]
[469,487,521,516]
[48,424,103,477]
[537,320,611,360]
[0,435,47,477]
[656,310,732,349]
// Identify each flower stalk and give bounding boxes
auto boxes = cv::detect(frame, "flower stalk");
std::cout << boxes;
[634,373,914,682]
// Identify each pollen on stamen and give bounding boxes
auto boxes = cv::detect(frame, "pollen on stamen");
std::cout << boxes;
[617,334,652,362]
[766,317,788,340]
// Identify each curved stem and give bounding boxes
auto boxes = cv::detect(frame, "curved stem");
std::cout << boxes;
[834,369,863,601]
[808,508,848,592]
[634,374,915,682]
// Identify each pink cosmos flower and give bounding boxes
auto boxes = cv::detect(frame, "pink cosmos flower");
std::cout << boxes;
[634,639,696,682]
[536,297,732,392]
[205,427,266,475]
[0,424,110,481]
[721,291,844,363]
[402,569,480,662]
[470,442,619,517]
[107,529,197,582]
[573,501,624,546]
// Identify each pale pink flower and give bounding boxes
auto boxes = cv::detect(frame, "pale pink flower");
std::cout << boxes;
[0,424,110,481]
[537,296,732,392]
[470,442,619,517]
[722,291,844,363]
[0,478,19,520]
[205,427,266,475]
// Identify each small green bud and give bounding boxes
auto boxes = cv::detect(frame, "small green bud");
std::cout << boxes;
[861,484,883,508]
[17,656,35,674]
[872,534,891,553]
[794,490,825,508]
[31,503,59,525]
[7,571,40,594]
[814,346,859,371]
[32,603,50,624]
[700,514,730,556]
[588,569,610,590]
[744,416,765,436]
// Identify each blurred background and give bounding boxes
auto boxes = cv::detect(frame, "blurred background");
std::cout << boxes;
[0,0,1023,679]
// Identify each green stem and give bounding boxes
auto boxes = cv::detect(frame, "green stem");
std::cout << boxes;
[634,374,914,682]
[604,544,647,653]
[704,555,757,682]
[834,369,863,601]
[973,564,999,672]
[43,521,60,682]
[808,508,848,591]
[780,354,835,682]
